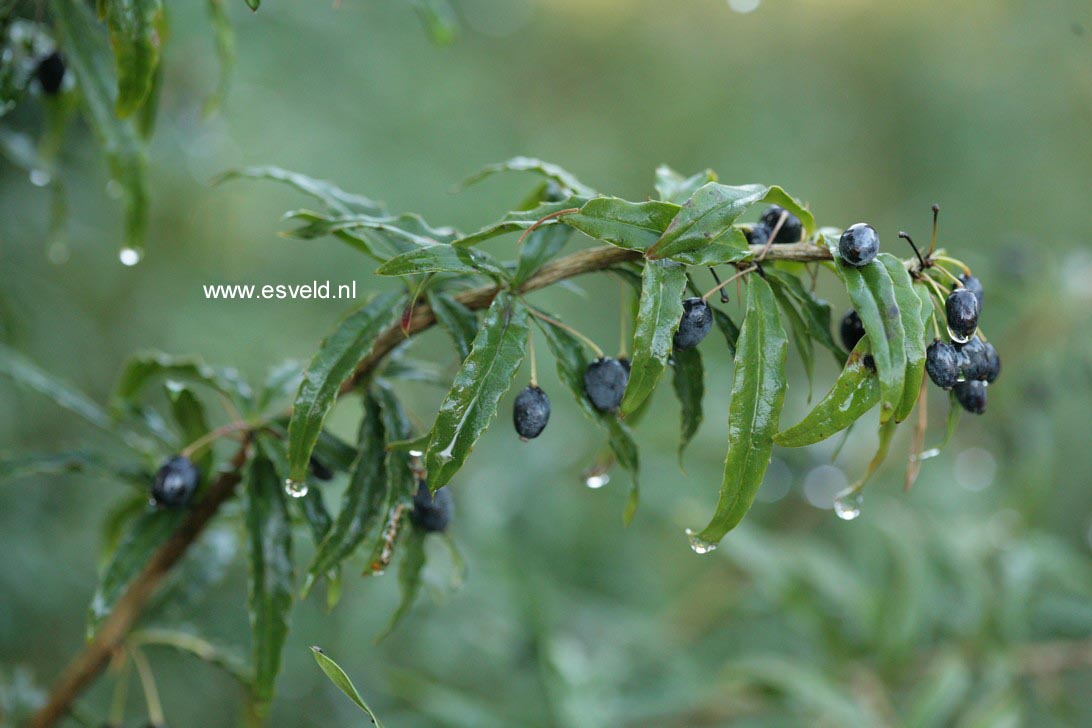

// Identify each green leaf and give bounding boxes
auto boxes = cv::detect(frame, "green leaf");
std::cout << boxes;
[134,57,162,140]
[285,210,458,251]
[647,183,814,265]
[0,450,147,487]
[51,0,148,257]
[774,338,878,448]
[203,0,234,115]
[104,0,164,118]
[671,347,704,465]
[513,223,572,288]
[375,244,507,280]
[880,254,927,423]
[768,274,815,398]
[89,507,183,637]
[459,156,596,197]
[256,360,304,414]
[305,394,389,586]
[287,292,401,482]
[425,292,529,491]
[245,452,294,709]
[0,342,115,435]
[113,351,252,408]
[620,261,688,416]
[452,199,587,248]
[765,268,843,364]
[824,236,906,423]
[653,164,717,204]
[689,276,787,547]
[562,197,678,251]
[310,646,385,726]
[409,0,457,45]
[377,528,427,640]
[245,0,259,10]
[164,382,212,474]
[374,382,416,502]
[427,291,478,361]
[215,166,383,216]
[726,655,876,725]
[130,628,250,685]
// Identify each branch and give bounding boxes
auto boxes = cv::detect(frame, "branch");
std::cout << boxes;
[31,240,833,726]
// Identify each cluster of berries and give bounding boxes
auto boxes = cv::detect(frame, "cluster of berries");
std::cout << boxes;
[925,275,999,413]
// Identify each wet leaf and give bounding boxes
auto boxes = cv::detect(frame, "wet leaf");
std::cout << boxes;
[453,198,587,248]
[654,164,717,204]
[427,291,478,362]
[768,275,815,398]
[513,224,572,287]
[104,0,165,118]
[216,166,383,216]
[377,528,427,640]
[765,268,842,364]
[0,451,147,487]
[203,0,234,115]
[459,156,596,197]
[562,197,678,251]
[375,243,507,280]
[130,628,250,685]
[311,646,386,726]
[114,351,251,408]
[671,347,703,465]
[620,261,688,416]
[880,254,927,422]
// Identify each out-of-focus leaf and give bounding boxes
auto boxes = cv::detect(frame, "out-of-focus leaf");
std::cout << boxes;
[51,0,148,257]
[256,360,303,414]
[104,0,165,118]
[286,292,401,482]
[245,452,294,709]
[768,275,815,398]
[426,291,478,362]
[824,235,905,423]
[905,651,972,728]
[0,451,147,487]
[620,261,688,416]
[765,268,843,364]
[409,0,457,45]
[377,528,427,640]
[562,197,678,251]
[215,166,383,216]
[459,156,596,197]
[513,224,572,288]
[130,628,250,685]
[286,210,459,251]
[880,254,927,422]
[774,338,878,448]
[310,646,385,726]
[89,507,183,637]
[113,351,251,408]
[374,382,415,502]
[203,0,234,115]
[653,164,717,204]
[425,292,528,491]
[164,381,212,474]
[452,199,587,248]
[671,347,703,465]
[376,244,507,280]
[689,276,787,547]
[725,655,876,725]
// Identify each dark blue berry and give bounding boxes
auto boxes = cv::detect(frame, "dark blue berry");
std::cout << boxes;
[956,337,990,381]
[838,223,880,267]
[152,455,199,508]
[35,52,65,95]
[926,339,960,390]
[953,379,987,415]
[983,342,1001,383]
[308,456,334,481]
[411,480,452,533]
[583,357,628,412]
[513,385,551,440]
[945,288,979,341]
[760,206,803,244]
[840,309,865,351]
[956,273,984,311]
[673,297,713,350]
[744,223,771,247]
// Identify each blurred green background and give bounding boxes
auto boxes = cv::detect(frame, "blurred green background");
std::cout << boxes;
[2,0,1091,725]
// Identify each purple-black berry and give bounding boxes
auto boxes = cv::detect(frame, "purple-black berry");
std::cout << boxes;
[744,224,771,247]
[152,455,199,508]
[840,309,865,351]
[673,297,713,350]
[983,341,1001,384]
[945,287,979,342]
[838,223,880,267]
[956,273,984,311]
[35,51,66,95]
[953,379,987,415]
[583,357,628,412]
[759,206,803,244]
[956,337,990,381]
[411,480,453,533]
[926,339,961,390]
[513,385,551,440]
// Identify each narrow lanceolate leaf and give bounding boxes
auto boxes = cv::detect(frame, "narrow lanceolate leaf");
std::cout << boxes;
[104,0,164,117]
[646,183,814,265]
[774,338,879,448]
[513,224,572,287]
[671,348,704,465]
[215,166,384,216]
[768,277,815,398]
[453,199,587,248]
[130,628,250,685]
[459,156,596,198]
[89,508,184,637]
[377,528,427,640]
[427,291,478,362]
[245,453,294,709]
[824,236,906,423]
[286,211,458,249]
[164,382,212,472]
[654,164,717,205]
[561,197,679,251]
[425,293,528,491]
[311,647,386,727]
[620,261,688,416]
[203,0,235,115]
[375,244,507,280]
[882,255,927,422]
[374,383,415,502]
[0,343,114,434]
[0,451,147,487]
[691,276,787,547]
[306,395,389,582]
[287,292,402,482]
[114,352,252,409]
[765,269,842,364]
[51,0,148,256]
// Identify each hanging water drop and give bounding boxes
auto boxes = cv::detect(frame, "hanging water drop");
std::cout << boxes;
[119,247,142,266]
[685,528,717,554]
[29,169,51,187]
[833,489,863,521]
[947,326,973,344]
[584,473,610,489]
[284,478,309,498]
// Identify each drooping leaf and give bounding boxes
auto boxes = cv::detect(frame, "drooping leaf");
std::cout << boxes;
[203,0,234,115]
[163,382,212,472]
[765,268,842,364]
[725,655,877,725]
[824,235,906,424]
[130,628,250,685]
[653,164,717,204]
[104,0,165,118]
[689,276,787,547]
[768,275,815,398]
[375,244,507,280]
[286,210,459,251]
[373,382,415,501]
[880,254,927,423]
[113,351,252,409]
[0,343,116,436]
[134,57,162,139]
[215,166,384,216]
[452,198,587,248]
[561,197,679,251]
[774,338,879,448]
[286,291,401,482]
[427,291,478,362]
[620,261,688,416]
[245,452,294,709]
[0,451,148,487]
[377,528,427,640]
[459,156,596,198]
[51,0,148,257]
[671,347,704,465]
[845,416,899,496]
[646,183,814,265]
[89,507,184,637]
[310,646,386,726]
[513,223,573,287]
[425,292,528,491]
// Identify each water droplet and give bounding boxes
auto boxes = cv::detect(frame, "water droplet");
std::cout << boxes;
[584,473,610,489]
[833,489,862,521]
[284,478,309,498]
[685,528,717,554]
[29,169,51,187]
[118,247,142,266]
[911,447,941,462]
[408,449,424,458]
[947,326,973,344]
